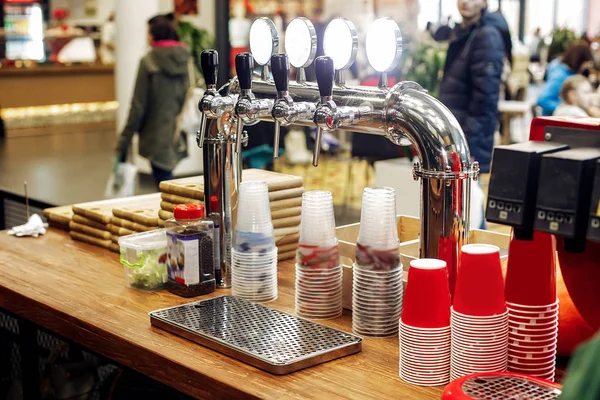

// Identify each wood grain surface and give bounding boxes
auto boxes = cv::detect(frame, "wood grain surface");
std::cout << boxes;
[73,194,161,224]
[43,205,73,226]
[72,214,109,231]
[161,193,203,205]
[69,221,111,240]
[270,207,301,219]
[69,230,111,248]
[159,169,303,200]
[272,216,301,229]
[108,224,136,237]
[275,232,300,246]
[110,217,157,232]
[0,230,446,399]
[112,203,161,226]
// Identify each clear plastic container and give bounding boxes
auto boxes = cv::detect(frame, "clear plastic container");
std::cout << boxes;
[165,204,215,298]
[119,229,169,291]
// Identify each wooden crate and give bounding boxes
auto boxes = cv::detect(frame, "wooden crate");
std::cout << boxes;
[338,217,510,310]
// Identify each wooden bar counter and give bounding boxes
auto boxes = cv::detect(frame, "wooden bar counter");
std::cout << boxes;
[0,230,443,399]
[0,64,115,108]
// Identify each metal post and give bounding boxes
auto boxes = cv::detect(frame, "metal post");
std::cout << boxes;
[438,0,443,25]
[215,0,231,85]
[552,0,559,29]
[518,0,526,42]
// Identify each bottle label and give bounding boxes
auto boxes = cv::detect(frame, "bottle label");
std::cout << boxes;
[167,232,200,285]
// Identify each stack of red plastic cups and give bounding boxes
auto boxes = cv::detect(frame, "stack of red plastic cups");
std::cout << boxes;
[399,259,452,386]
[295,191,342,320]
[353,187,403,338]
[451,244,508,380]
[505,231,558,382]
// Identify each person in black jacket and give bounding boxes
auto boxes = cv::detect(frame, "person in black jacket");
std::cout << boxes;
[439,0,505,175]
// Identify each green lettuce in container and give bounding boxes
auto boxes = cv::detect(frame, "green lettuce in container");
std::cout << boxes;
[119,229,168,291]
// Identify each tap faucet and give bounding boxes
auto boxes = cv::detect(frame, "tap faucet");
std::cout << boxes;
[313,56,370,166]
[197,50,235,147]
[234,52,274,153]
[270,53,316,159]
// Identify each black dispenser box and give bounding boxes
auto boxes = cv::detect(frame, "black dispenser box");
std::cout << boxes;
[535,148,600,250]
[486,141,568,238]
[588,160,600,242]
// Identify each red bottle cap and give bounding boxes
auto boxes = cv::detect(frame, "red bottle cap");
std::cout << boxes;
[210,195,219,213]
[174,204,204,220]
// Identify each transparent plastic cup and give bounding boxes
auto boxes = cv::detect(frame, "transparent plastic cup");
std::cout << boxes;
[299,191,337,246]
[357,187,399,249]
[235,181,274,245]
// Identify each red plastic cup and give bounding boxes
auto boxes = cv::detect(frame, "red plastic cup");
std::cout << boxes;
[401,259,451,328]
[509,337,557,348]
[506,299,559,315]
[509,315,558,325]
[453,244,506,316]
[505,231,556,306]
[508,356,556,366]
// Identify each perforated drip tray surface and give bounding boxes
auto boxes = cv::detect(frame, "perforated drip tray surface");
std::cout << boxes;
[149,295,362,374]
[462,375,561,399]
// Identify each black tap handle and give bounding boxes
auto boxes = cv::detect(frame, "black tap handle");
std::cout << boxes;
[315,56,334,97]
[200,50,219,87]
[236,52,254,91]
[271,53,289,93]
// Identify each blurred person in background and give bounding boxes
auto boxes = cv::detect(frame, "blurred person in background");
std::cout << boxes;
[439,0,504,176]
[100,11,116,64]
[421,21,436,42]
[439,0,505,230]
[434,16,453,41]
[536,41,593,116]
[554,75,600,117]
[529,27,543,62]
[115,15,191,187]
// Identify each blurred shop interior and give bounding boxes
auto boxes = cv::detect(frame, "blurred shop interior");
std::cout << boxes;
[0,0,599,221]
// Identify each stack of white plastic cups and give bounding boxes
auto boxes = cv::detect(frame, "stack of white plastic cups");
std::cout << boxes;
[295,191,342,320]
[353,186,403,338]
[232,181,278,303]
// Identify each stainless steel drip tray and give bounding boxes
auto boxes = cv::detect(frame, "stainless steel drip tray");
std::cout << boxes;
[149,296,362,374]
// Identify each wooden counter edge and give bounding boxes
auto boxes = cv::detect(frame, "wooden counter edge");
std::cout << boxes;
[0,64,114,77]
[0,282,259,400]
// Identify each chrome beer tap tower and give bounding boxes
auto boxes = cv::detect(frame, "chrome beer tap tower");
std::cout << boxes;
[197,16,479,287]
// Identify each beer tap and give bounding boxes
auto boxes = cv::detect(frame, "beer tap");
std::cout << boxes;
[233,53,274,153]
[196,50,234,148]
[270,54,316,159]
[313,56,370,166]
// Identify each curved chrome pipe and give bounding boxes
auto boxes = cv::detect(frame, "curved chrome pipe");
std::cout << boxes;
[227,78,477,290]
